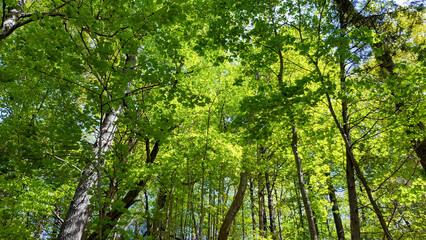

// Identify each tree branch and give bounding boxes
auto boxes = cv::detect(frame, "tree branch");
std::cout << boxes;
[45,152,82,173]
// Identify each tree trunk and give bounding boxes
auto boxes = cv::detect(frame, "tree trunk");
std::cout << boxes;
[217,169,249,240]
[327,176,345,240]
[58,108,121,240]
[58,51,139,240]
[291,125,318,240]
[414,137,426,173]
[257,147,267,236]
[249,177,257,232]
[265,172,277,237]
[334,0,426,175]
[325,92,393,240]
[86,140,159,240]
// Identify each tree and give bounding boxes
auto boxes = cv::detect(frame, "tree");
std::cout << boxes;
[1,0,425,239]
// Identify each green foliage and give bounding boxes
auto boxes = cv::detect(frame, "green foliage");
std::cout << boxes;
[0,0,425,239]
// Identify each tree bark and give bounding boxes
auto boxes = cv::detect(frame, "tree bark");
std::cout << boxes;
[327,176,346,240]
[86,140,160,240]
[0,0,69,41]
[265,172,277,237]
[58,108,121,240]
[217,169,249,240]
[291,125,319,240]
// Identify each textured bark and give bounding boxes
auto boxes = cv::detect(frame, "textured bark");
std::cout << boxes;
[87,141,159,240]
[59,51,137,239]
[0,0,68,41]
[217,169,249,240]
[291,125,318,240]
[58,109,120,240]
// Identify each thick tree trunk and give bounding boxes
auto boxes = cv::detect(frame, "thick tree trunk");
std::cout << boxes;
[0,0,70,41]
[86,141,159,240]
[291,125,318,240]
[217,169,249,240]
[59,52,138,239]
[58,109,120,240]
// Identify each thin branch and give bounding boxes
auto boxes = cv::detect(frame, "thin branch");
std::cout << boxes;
[52,209,64,224]
[21,63,99,95]
[351,118,379,147]
[372,151,414,192]
[45,152,82,173]
[101,83,162,107]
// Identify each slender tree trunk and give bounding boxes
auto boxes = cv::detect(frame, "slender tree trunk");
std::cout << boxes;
[258,178,266,237]
[145,190,151,237]
[265,172,277,238]
[325,91,393,240]
[257,147,267,237]
[249,177,257,232]
[274,188,284,240]
[208,191,213,240]
[217,169,249,240]
[165,186,175,240]
[198,99,214,240]
[291,125,318,240]
[294,179,305,238]
[327,177,345,240]
[190,184,198,239]
[242,201,245,240]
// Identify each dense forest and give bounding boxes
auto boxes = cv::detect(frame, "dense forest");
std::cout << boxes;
[0,0,425,239]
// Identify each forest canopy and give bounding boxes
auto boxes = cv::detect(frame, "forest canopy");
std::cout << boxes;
[0,0,425,239]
